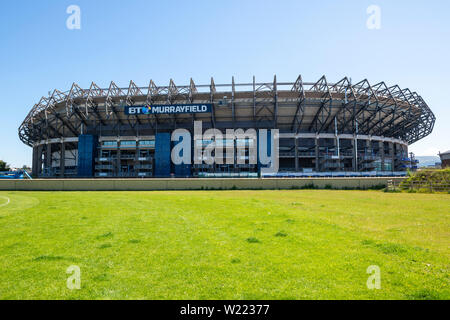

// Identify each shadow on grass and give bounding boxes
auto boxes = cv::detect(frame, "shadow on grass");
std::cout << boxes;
[96,232,113,240]
[98,243,112,249]
[246,237,261,244]
[32,255,79,262]
[408,289,445,300]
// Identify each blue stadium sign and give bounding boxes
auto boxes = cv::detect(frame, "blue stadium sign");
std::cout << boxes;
[124,104,212,115]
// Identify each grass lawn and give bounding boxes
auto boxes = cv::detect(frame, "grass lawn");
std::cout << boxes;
[0,190,448,300]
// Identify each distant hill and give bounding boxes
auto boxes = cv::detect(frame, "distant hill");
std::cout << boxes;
[415,156,441,167]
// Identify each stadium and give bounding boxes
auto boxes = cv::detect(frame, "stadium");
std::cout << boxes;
[18,75,435,178]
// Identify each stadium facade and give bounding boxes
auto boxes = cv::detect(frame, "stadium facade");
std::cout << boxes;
[18,75,435,178]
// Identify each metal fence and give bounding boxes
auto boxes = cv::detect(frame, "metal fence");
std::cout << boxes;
[387,180,450,192]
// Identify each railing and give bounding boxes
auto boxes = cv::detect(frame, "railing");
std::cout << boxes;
[263,171,408,178]
[340,152,354,157]
[322,162,344,169]
[119,154,136,159]
[361,163,377,169]
[95,165,114,170]
[95,172,115,177]
[359,155,378,161]
[322,154,341,160]
[137,172,152,177]
[96,157,117,162]
[64,169,77,176]
[117,172,138,177]
[387,180,450,192]
[135,165,152,170]
[279,152,295,157]
[298,151,316,157]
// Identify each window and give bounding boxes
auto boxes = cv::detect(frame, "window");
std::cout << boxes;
[102,141,117,147]
[139,140,155,147]
[120,140,136,147]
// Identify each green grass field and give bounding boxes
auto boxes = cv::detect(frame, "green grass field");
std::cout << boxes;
[0,190,448,300]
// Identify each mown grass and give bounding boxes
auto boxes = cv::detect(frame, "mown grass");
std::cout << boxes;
[0,190,448,300]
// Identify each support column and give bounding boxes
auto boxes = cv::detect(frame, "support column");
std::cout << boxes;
[315,137,319,172]
[155,133,171,177]
[46,143,52,177]
[389,142,395,172]
[32,146,39,177]
[135,139,140,178]
[37,145,43,176]
[365,139,371,172]
[116,142,121,177]
[294,138,299,172]
[379,141,385,171]
[352,137,358,171]
[60,142,65,177]
[335,136,341,171]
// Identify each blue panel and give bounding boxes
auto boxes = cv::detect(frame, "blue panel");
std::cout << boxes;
[155,133,172,177]
[77,135,97,177]
[175,164,192,178]
[173,134,192,178]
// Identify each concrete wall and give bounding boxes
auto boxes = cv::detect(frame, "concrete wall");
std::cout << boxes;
[0,178,405,191]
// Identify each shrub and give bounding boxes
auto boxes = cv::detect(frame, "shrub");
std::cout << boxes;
[400,169,450,193]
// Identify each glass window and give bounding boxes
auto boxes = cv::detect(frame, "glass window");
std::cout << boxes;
[102,141,117,147]
[120,140,136,147]
[139,140,155,147]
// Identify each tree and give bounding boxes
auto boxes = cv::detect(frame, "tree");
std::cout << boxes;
[0,160,9,171]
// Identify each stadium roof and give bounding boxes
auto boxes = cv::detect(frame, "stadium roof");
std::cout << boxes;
[18,75,435,147]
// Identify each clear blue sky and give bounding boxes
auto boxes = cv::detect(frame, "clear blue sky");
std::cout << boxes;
[1,0,449,167]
